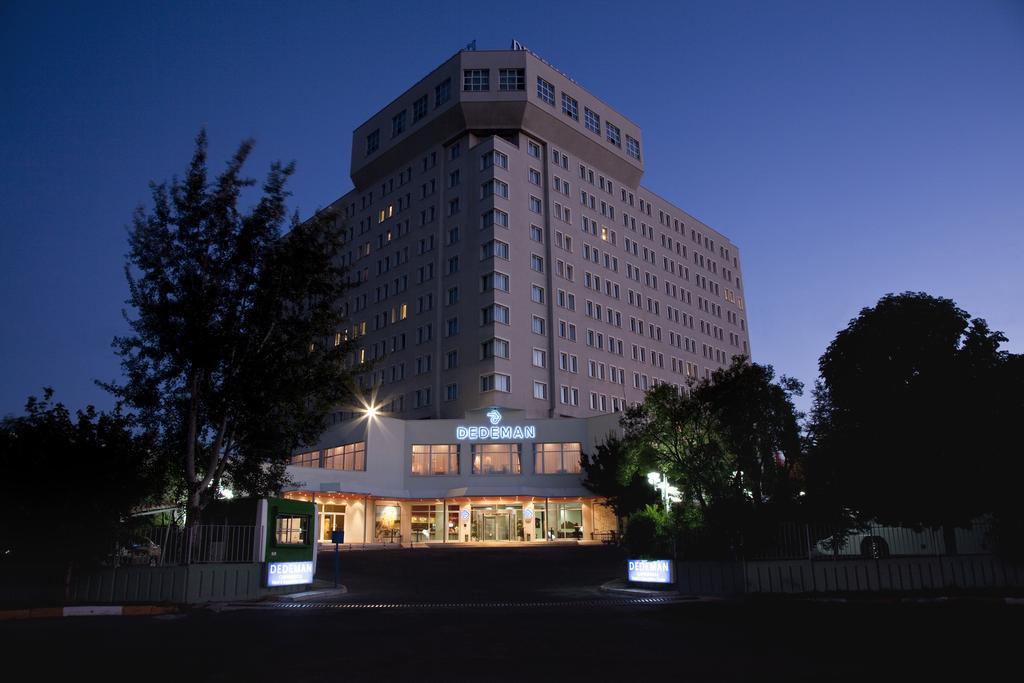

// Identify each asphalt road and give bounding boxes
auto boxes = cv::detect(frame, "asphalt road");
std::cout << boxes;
[3,546,1021,682]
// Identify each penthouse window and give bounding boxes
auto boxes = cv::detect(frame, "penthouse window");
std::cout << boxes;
[365,129,380,155]
[435,78,451,107]
[413,95,428,122]
[561,93,579,121]
[391,110,406,138]
[323,442,366,471]
[472,443,521,474]
[626,135,642,161]
[584,108,600,135]
[536,76,555,105]
[534,442,582,474]
[464,69,489,91]
[411,444,459,476]
[499,68,525,91]
[606,122,621,147]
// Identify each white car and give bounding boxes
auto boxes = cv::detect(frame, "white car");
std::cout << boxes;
[811,523,992,559]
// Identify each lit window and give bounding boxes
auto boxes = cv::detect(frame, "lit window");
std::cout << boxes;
[534,442,582,474]
[411,444,459,476]
[471,443,521,474]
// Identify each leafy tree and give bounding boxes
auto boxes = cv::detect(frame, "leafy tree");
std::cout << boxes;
[694,357,804,510]
[805,292,1021,531]
[0,390,165,564]
[621,383,734,520]
[580,435,659,522]
[104,131,355,524]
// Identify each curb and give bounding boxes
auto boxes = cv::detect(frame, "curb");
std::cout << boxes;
[599,579,684,599]
[0,605,180,621]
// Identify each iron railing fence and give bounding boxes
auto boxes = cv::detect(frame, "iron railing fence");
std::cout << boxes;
[117,524,260,566]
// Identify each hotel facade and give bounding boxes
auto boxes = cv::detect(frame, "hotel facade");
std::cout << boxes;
[283,44,750,545]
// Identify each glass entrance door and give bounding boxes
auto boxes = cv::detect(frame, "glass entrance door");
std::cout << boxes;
[471,506,523,541]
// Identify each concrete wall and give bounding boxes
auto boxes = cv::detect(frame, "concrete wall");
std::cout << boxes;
[68,564,264,604]
[673,557,1024,596]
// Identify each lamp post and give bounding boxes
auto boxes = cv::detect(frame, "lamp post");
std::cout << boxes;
[646,472,681,513]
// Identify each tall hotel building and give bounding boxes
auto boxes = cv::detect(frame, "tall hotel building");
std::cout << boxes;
[284,45,750,546]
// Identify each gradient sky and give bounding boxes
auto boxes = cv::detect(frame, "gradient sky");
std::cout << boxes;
[2,0,1022,418]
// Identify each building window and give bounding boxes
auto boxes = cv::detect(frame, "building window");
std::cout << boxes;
[584,108,600,134]
[534,442,582,474]
[536,76,555,105]
[480,373,511,393]
[464,69,489,91]
[435,78,451,107]
[530,225,543,242]
[561,93,578,121]
[411,444,459,476]
[533,381,548,400]
[323,442,366,471]
[481,239,510,260]
[481,150,509,170]
[528,141,541,158]
[481,208,509,229]
[391,110,406,138]
[499,68,525,91]
[412,95,428,122]
[471,443,521,474]
[530,284,545,304]
[626,135,641,160]
[532,348,546,368]
[275,514,309,545]
[606,122,621,147]
[531,315,546,335]
[481,303,510,325]
[289,450,320,468]
[481,337,510,359]
[481,179,509,198]
[445,383,458,401]
[530,254,544,272]
[365,129,380,155]
[481,271,509,292]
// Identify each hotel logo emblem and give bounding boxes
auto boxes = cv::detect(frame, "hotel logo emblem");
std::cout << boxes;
[486,408,502,425]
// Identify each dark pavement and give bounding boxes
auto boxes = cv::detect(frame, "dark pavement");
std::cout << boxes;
[3,546,1020,681]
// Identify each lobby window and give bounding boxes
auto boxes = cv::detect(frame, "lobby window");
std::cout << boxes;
[289,450,320,468]
[464,69,489,91]
[606,122,621,147]
[561,93,579,121]
[365,129,380,155]
[374,503,401,541]
[411,444,460,476]
[480,373,511,393]
[536,76,555,105]
[412,95,428,122]
[626,135,642,161]
[481,337,510,359]
[391,110,406,138]
[534,442,582,474]
[533,381,548,400]
[499,68,525,91]
[435,78,451,107]
[584,108,600,134]
[472,443,521,474]
[323,442,366,471]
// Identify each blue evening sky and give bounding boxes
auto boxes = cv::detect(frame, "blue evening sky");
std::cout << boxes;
[2,0,1022,417]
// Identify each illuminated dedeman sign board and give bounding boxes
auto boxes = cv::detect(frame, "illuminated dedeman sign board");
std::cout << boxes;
[267,561,314,587]
[627,559,674,584]
[455,408,536,441]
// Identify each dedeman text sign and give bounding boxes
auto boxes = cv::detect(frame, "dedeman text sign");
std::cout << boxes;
[627,559,674,584]
[456,408,536,441]
[267,560,314,587]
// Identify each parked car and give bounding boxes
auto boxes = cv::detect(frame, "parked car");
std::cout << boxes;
[119,536,161,566]
[811,522,992,559]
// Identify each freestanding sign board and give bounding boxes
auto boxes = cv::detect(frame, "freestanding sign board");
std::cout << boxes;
[627,559,675,584]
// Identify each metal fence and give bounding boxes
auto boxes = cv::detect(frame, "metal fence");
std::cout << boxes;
[118,524,260,566]
[742,520,996,561]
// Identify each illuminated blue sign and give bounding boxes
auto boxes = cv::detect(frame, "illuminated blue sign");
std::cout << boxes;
[267,561,314,587]
[627,559,674,584]
[456,408,536,441]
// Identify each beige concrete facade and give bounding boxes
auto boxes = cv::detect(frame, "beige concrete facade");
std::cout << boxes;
[323,46,751,422]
